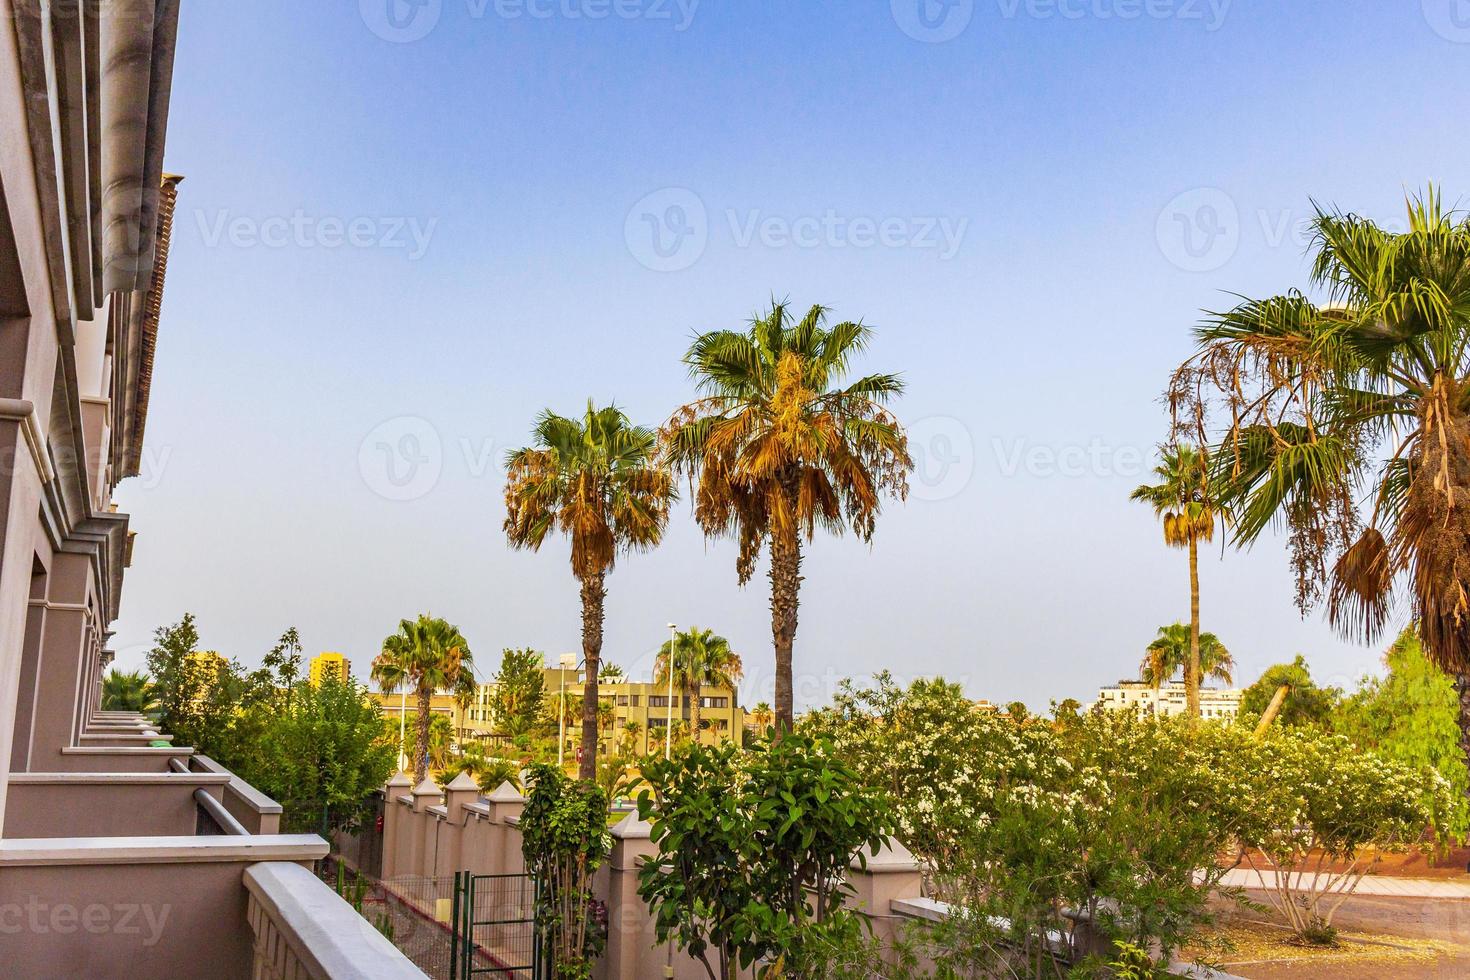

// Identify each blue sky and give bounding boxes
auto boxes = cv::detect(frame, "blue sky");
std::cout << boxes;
[111,0,1470,709]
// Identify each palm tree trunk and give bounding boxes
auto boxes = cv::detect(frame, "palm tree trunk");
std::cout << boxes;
[689,679,702,743]
[578,571,606,782]
[414,685,432,784]
[769,516,802,735]
[1456,675,1470,803]
[1187,535,1202,720]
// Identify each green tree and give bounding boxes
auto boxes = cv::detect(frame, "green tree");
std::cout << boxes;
[636,733,890,979]
[504,402,675,780]
[491,648,547,739]
[655,627,744,740]
[520,764,611,978]
[1239,655,1340,728]
[144,615,255,760]
[248,676,397,836]
[1337,627,1470,831]
[371,615,476,783]
[665,301,912,732]
[1140,623,1234,688]
[1169,189,1470,781]
[396,711,455,773]
[101,668,157,713]
[1130,445,1224,718]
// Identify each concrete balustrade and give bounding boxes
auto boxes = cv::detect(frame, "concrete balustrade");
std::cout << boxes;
[244,862,423,979]
[372,772,930,979]
[4,771,231,838]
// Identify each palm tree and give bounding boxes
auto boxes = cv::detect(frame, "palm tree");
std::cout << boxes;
[1140,624,1234,689]
[1130,444,1222,718]
[101,668,157,714]
[504,401,675,781]
[1169,189,1470,771]
[750,702,774,732]
[371,615,476,784]
[655,627,744,742]
[665,301,912,731]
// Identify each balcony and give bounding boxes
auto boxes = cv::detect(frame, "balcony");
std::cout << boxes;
[1,711,425,978]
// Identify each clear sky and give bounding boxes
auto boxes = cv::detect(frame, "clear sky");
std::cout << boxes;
[111,0,1470,710]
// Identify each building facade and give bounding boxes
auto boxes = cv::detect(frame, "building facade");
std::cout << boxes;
[309,650,351,686]
[0,4,421,975]
[1093,680,1244,721]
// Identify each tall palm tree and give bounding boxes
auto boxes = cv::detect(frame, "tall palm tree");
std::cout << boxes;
[655,627,744,741]
[665,301,912,732]
[1140,623,1234,688]
[1169,189,1470,774]
[1130,444,1222,718]
[504,402,675,781]
[750,702,774,732]
[371,615,476,784]
[102,668,157,714]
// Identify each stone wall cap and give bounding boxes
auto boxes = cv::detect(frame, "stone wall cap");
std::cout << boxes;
[486,781,525,804]
[852,838,921,873]
[610,811,653,840]
[385,771,414,788]
[412,777,442,797]
[445,771,479,793]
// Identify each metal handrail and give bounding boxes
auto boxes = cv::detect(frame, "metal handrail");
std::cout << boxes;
[194,787,250,836]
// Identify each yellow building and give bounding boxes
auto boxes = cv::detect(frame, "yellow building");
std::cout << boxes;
[456,657,746,754]
[308,651,351,686]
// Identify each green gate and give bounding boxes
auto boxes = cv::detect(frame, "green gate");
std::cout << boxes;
[449,871,544,979]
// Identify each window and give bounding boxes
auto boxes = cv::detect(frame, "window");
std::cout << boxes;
[631,695,640,707]
[703,697,729,709]
[617,696,629,706]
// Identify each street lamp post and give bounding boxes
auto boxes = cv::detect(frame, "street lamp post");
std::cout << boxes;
[557,652,580,770]
[398,685,408,773]
[666,623,677,760]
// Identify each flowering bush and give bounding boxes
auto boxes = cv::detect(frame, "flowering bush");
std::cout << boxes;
[1230,727,1457,942]
[808,678,1250,974]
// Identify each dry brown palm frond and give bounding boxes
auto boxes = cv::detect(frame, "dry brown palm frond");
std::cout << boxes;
[1327,527,1395,644]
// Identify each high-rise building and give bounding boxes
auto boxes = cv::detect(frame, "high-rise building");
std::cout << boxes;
[309,651,352,686]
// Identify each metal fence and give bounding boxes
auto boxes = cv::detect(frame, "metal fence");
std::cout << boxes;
[318,858,460,979]
[451,871,541,979]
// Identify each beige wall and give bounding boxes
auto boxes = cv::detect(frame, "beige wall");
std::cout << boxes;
[375,776,925,980]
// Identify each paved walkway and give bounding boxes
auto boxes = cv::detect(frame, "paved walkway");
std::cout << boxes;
[1219,869,1470,899]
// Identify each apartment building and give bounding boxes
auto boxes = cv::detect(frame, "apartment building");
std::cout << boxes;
[0,4,420,975]
[454,658,747,752]
[1093,680,1245,721]
[308,651,352,686]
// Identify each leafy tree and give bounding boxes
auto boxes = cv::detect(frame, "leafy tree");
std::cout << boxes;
[636,733,890,980]
[664,301,912,731]
[101,668,157,713]
[655,627,743,739]
[490,648,547,738]
[520,764,611,978]
[598,662,626,682]
[1140,623,1234,688]
[444,740,521,793]
[371,615,476,783]
[1336,627,1470,832]
[248,676,396,836]
[1168,189,1470,781]
[145,615,257,760]
[750,702,773,732]
[1239,655,1340,728]
[1130,445,1224,718]
[504,402,675,780]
